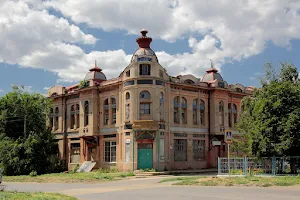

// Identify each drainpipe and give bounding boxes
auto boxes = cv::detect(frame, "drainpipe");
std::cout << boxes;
[132,130,135,172]
[168,84,171,170]
[63,96,68,169]
[208,91,211,151]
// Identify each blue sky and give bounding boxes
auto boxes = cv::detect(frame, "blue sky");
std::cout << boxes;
[1,0,300,96]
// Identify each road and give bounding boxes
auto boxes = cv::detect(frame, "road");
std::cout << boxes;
[4,176,300,200]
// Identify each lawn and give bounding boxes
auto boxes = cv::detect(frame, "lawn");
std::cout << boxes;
[0,191,77,200]
[160,176,300,187]
[3,171,135,183]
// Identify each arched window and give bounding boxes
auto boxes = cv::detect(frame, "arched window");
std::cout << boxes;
[140,91,151,116]
[160,92,164,121]
[140,91,151,99]
[228,103,232,127]
[111,97,116,124]
[193,99,198,125]
[200,99,205,126]
[184,79,195,84]
[104,98,109,125]
[84,101,89,126]
[126,92,130,100]
[219,101,224,126]
[70,105,75,129]
[233,104,238,124]
[174,96,179,123]
[181,97,187,124]
[55,107,59,130]
[49,108,54,129]
[76,104,80,128]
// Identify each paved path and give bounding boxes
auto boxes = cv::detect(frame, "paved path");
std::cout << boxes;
[4,176,300,200]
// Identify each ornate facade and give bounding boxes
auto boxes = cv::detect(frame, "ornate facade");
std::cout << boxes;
[47,30,254,171]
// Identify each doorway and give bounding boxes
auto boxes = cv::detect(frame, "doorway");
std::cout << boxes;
[137,143,153,169]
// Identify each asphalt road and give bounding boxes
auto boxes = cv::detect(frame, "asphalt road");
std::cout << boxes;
[4,176,300,200]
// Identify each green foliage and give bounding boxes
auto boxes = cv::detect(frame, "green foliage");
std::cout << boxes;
[29,171,37,177]
[0,86,65,175]
[235,62,300,161]
[78,80,89,89]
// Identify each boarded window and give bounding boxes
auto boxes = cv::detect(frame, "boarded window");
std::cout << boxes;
[174,139,187,161]
[70,143,80,163]
[193,140,205,161]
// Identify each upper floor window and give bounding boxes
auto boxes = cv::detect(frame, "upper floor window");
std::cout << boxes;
[70,105,75,129]
[139,64,151,75]
[49,108,54,129]
[55,107,59,130]
[200,100,205,126]
[111,98,116,124]
[228,103,232,127]
[140,90,151,100]
[174,96,179,124]
[233,104,238,124]
[76,104,80,128]
[181,97,187,124]
[160,92,164,121]
[104,98,109,125]
[219,101,224,126]
[126,70,130,77]
[84,101,89,126]
[193,99,198,125]
[126,92,130,100]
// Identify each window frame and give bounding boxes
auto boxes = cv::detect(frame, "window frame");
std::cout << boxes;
[104,141,117,163]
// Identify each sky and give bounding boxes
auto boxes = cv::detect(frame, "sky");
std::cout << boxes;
[1,0,300,96]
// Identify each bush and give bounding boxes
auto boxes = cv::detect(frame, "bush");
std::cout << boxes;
[29,171,37,177]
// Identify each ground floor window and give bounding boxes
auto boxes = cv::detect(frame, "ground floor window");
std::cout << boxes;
[70,143,80,163]
[193,140,205,161]
[174,139,187,161]
[104,141,116,162]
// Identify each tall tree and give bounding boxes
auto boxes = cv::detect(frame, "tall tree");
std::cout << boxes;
[235,62,300,159]
[0,86,64,175]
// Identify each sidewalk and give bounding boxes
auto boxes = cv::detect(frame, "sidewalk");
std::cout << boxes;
[134,168,217,176]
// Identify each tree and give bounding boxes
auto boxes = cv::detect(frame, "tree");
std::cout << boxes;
[235,62,300,160]
[0,86,64,175]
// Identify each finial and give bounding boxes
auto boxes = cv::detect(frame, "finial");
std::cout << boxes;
[95,60,97,67]
[210,59,214,68]
[140,29,148,37]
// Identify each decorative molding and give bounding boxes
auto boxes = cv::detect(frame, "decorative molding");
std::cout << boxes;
[100,127,119,133]
[170,127,208,133]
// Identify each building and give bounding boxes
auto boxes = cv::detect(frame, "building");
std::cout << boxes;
[47,29,254,171]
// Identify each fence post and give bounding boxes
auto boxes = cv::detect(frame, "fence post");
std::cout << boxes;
[272,156,276,176]
[244,157,248,176]
[218,157,221,174]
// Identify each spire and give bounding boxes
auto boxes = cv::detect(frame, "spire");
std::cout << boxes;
[89,60,102,72]
[206,59,218,73]
[136,29,152,48]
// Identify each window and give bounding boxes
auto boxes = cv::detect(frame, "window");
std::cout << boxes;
[55,107,59,130]
[228,103,232,127]
[235,88,243,93]
[159,70,163,78]
[104,99,109,125]
[193,99,198,125]
[155,80,165,86]
[126,70,130,77]
[174,139,187,161]
[84,101,89,126]
[200,100,205,126]
[174,96,179,123]
[140,90,151,99]
[70,105,75,129]
[49,108,53,129]
[184,79,195,84]
[160,92,164,121]
[193,140,205,161]
[219,101,224,126]
[181,97,187,124]
[139,64,151,75]
[111,98,116,124]
[76,104,80,128]
[140,103,150,115]
[137,79,153,84]
[104,141,116,162]
[126,92,130,100]
[126,103,130,120]
[233,104,238,124]
[124,80,134,86]
[70,143,80,163]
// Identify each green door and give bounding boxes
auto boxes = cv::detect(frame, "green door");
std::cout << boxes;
[138,143,153,169]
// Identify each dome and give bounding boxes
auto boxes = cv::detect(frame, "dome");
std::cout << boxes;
[201,67,223,82]
[84,65,107,82]
[130,48,158,62]
[130,29,159,62]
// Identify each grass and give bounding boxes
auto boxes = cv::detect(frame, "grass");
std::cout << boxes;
[160,176,300,187]
[3,171,135,183]
[0,191,77,200]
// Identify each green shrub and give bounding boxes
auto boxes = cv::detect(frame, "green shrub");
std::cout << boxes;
[29,171,37,177]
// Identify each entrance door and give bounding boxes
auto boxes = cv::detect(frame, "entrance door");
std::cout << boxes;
[138,143,153,169]
[88,147,97,161]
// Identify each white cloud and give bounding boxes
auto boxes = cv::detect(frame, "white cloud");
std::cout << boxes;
[1,0,300,83]
[0,89,4,93]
